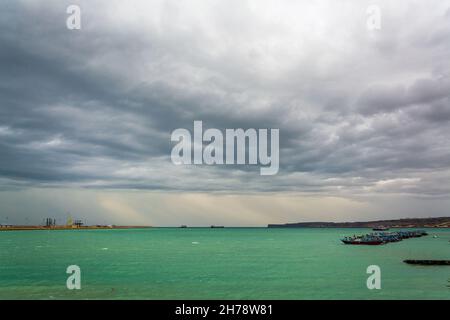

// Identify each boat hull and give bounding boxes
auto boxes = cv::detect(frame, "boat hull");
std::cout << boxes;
[341,240,384,245]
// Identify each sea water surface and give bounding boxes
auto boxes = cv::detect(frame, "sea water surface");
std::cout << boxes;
[0,228,449,299]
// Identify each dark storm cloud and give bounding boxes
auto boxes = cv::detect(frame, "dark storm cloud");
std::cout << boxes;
[357,77,450,115]
[1,0,450,197]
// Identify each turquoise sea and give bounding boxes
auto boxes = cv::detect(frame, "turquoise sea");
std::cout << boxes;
[0,228,449,300]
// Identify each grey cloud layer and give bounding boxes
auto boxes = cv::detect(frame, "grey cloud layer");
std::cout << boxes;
[1,0,450,196]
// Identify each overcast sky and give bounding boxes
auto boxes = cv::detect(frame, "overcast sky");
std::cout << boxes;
[1,0,450,226]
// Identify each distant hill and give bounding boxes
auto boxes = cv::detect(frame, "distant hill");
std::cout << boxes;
[268,217,450,228]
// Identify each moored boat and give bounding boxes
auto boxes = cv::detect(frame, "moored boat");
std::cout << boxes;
[342,229,428,246]
[341,235,385,245]
[341,239,384,245]
[372,226,389,231]
[404,260,450,266]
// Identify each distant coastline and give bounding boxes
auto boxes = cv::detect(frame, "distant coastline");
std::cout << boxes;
[0,225,152,231]
[2,216,449,230]
[268,217,450,228]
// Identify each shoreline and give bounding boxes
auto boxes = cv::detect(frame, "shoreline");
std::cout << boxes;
[0,225,449,231]
[0,225,152,231]
[268,217,450,229]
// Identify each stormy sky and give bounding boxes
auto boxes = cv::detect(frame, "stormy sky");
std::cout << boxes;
[1,0,450,226]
